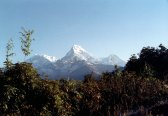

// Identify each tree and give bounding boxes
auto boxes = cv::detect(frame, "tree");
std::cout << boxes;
[4,39,15,69]
[113,65,122,78]
[125,44,168,80]
[20,27,34,58]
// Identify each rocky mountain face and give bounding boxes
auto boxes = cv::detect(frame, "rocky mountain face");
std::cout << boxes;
[26,45,126,80]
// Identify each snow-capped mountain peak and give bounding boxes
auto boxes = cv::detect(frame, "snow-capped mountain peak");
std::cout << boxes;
[26,54,57,66]
[61,45,95,62]
[100,54,126,66]
[72,44,86,54]
[41,54,57,62]
[26,45,126,80]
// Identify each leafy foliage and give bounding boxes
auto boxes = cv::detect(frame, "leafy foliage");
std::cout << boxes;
[4,39,15,69]
[0,63,57,115]
[20,28,34,57]
[0,63,167,115]
[125,44,168,80]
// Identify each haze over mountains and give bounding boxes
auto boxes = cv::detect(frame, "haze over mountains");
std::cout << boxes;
[27,45,126,80]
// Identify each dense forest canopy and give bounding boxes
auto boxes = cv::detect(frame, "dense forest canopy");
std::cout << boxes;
[125,44,168,81]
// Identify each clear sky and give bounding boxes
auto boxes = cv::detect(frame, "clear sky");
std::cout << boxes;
[0,0,168,66]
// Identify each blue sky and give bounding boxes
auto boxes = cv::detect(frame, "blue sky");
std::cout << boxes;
[0,0,168,66]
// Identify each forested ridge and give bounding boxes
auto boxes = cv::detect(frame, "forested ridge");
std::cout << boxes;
[0,29,168,115]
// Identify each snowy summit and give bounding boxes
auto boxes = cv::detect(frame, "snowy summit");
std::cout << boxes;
[42,54,57,62]
[72,44,87,54]
[61,45,95,62]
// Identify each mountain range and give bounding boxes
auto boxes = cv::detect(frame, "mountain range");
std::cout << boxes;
[26,45,126,80]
